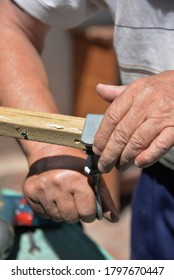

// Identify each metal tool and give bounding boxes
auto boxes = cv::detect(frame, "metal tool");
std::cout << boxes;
[28,232,41,255]
[81,114,104,220]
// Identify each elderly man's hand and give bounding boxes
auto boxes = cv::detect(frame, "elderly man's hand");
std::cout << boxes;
[23,144,118,223]
[93,71,174,172]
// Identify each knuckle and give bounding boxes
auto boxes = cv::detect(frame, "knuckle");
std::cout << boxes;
[53,174,62,187]
[105,110,119,126]
[129,133,147,151]
[39,176,47,186]
[33,175,47,191]
[103,148,117,163]
[136,152,152,167]
[113,127,128,146]
[99,150,117,172]
[119,156,131,166]
[44,203,54,213]
[155,138,168,153]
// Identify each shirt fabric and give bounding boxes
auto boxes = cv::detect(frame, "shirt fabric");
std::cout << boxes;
[13,0,174,171]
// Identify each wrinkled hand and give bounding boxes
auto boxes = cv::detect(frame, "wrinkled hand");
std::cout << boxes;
[23,144,118,223]
[93,71,174,172]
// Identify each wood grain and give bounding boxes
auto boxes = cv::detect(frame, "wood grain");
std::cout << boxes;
[0,107,85,149]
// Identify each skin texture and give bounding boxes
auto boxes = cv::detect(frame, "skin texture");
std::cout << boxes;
[93,71,174,173]
[0,0,118,223]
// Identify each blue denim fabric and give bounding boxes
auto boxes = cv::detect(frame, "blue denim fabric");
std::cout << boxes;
[131,162,174,259]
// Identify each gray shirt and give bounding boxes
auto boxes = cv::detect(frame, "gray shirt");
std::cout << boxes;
[13,0,174,170]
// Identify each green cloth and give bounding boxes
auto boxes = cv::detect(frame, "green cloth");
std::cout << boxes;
[1,188,112,260]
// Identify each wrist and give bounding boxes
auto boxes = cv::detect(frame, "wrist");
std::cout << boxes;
[20,140,86,167]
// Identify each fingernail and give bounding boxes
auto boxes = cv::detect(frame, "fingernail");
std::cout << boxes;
[111,213,119,223]
[98,161,106,173]
[98,161,113,173]
[105,210,119,223]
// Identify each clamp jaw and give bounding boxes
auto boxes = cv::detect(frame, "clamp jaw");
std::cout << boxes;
[81,114,104,220]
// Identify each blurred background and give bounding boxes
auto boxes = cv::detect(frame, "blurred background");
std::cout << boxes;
[0,10,141,259]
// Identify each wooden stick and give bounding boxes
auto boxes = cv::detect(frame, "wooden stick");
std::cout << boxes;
[0,107,85,149]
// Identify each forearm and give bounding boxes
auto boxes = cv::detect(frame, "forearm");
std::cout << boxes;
[0,1,60,157]
[0,30,57,111]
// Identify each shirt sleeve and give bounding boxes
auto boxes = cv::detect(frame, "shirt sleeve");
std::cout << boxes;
[12,0,106,28]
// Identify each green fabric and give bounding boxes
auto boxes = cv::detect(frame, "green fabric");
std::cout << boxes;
[0,188,113,260]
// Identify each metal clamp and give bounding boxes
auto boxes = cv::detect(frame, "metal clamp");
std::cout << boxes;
[81,114,104,220]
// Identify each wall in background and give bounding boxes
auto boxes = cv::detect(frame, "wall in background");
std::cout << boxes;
[42,10,113,115]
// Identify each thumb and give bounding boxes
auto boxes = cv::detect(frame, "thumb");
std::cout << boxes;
[99,178,119,223]
[96,84,127,102]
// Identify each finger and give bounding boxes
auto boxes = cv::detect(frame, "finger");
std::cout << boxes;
[96,84,127,102]
[26,198,49,219]
[42,199,64,222]
[94,98,145,173]
[55,193,80,223]
[73,182,97,223]
[118,119,165,170]
[135,127,174,168]
[99,178,119,223]
[24,181,64,221]
[93,91,133,160]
